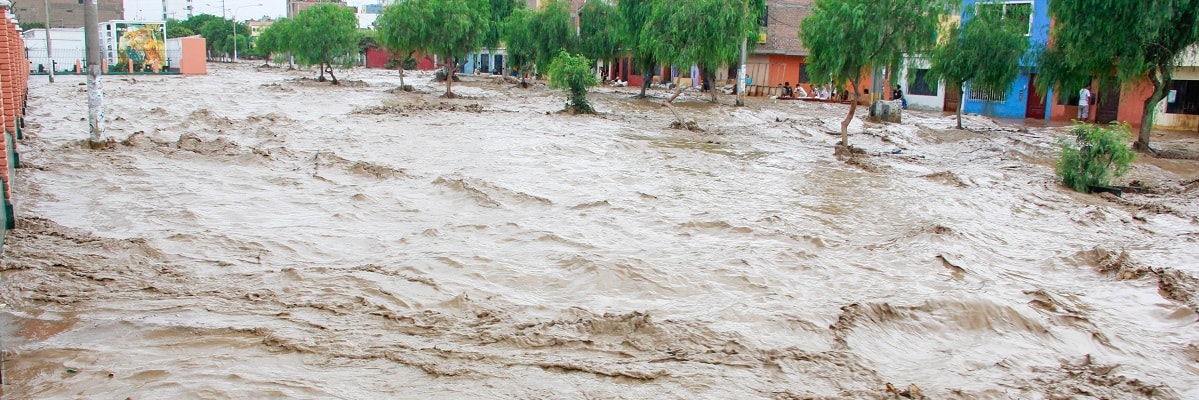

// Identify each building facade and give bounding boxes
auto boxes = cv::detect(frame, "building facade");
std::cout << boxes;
[287,0,348,18]
[11,0,122,29]
[958,0,1052,119]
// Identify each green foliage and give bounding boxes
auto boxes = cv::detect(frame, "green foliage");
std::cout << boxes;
[289,3,359,83]
[200,19,234,54]
[255,18,291,62]
[643,0,760,90]
[616,0,656,96]
[928,1,1030,128]
[547,51,599,114]
[483,0,523,51]
[502,8,538,77]
[800,0,953,142]
[179,14,223,35]
[1056,123,1137,193]
[167,24,195,38]
[358,29,379,53]
[22,22,46,30]
[395,0,489,96]
[578,0,624,64]
[1036,0,1199,149]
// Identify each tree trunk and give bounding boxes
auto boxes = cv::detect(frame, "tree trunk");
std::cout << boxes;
[1138,70,1167,153]
[707,70,718,103]
[956,82,965,130]
[841,80,860,146]
[639,64,651,97]
[327,63,338,85]
[319,63,326,82]
[444,59,456,98]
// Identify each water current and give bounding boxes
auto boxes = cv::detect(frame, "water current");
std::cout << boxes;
[2,64,1198,399]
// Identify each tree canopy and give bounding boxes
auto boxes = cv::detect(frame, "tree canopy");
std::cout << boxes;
[253,18,290,65]
[1036,0,1199,151]
[403,0,490,97]
[502,7,538,83]
[800,0,953,147]
[289,3,359,84]
[928,1,1030,129]
[376,0,430,88]
[577,0,623,69]
[483,0,523,51]
[616,0,656,97]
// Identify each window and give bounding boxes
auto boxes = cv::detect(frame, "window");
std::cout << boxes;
[1166,80,1199,115]
[910,69,937,96]
[798,63,809,84]
[970,84,1007,102]
[978,1,1033,36]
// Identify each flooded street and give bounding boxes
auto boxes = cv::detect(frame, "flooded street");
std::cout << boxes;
[2,63,1198,398]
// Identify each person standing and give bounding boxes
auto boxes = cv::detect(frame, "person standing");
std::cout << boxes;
[893,85,906,109]
[1078,85,1092,121]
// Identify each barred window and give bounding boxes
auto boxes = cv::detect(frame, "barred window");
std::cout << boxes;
[909,69,937,96]
[970,84,1007,102]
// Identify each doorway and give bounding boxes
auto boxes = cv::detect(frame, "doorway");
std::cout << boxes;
[944,82,961,112]
[1096,80,1121,124]
[1025,74,1047,119]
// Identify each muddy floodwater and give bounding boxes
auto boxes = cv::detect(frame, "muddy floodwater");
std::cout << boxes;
[2,64,1199,399]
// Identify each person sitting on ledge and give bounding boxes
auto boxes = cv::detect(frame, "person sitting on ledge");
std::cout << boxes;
[781,82,795,99]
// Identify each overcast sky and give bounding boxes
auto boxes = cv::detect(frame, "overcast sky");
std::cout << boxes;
[123,0,381,21]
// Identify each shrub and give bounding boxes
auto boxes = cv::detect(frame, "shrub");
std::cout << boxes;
[546,50,598,114]
[1055,123,1137,193]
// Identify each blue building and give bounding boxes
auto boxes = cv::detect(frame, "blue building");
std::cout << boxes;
[960,0,1052,120]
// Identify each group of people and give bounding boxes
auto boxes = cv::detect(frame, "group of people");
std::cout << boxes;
[778,82,833,100]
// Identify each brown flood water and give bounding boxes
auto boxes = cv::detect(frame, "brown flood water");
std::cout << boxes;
[2,63,1199,399]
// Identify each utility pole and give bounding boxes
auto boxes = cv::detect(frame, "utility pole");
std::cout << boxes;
[736,38,747,107]
[84,0,105,144]
[43,0,53,82]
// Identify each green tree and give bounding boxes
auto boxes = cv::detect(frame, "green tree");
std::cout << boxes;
[289,3,359,84]
[412,0,489,97]
[254,18,292,66]
[1036,0,1199,152]
[928,1,1030,129]
[643,0,762,104]
[23,22,46,30]
[800,0,953,147]
[376,0,427,88]
[547,50,599,114]
[180,14,223,35]
[578,0,623,78]
[167,24,195,38]
[616,0,656,97]
[200,19,234,57]
[528,0,576,71]
[1056,123,1137,193]
[502,7,538,86]
[483,0,523,56]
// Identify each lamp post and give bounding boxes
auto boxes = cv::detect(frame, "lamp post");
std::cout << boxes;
[231,3,261,62]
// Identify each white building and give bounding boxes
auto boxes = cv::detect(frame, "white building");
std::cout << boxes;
[22,28,87,73]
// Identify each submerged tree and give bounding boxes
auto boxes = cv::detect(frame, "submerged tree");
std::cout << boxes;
[1037,0,1199,153]
[376,1,427,88]
[616,0,657,97]
[289,3,358,84]
[547,50,600,114]
[643,0,762,105]
[800,0,953,148]
[928,1,1030,130]
[1056,123,1137,193]
[502,7,538,86]
[254,18,291,67]
[578,0,623,79]
[412,0,490,97]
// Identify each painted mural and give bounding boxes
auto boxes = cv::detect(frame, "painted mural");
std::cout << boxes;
[116,23,167,72]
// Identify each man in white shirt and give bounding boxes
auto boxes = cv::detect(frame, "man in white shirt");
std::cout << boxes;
[1078,86,1092,121]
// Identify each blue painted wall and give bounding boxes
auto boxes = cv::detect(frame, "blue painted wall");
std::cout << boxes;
[961,0,1051,119]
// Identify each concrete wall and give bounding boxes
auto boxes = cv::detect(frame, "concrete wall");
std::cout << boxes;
[1156,66,1199,131]
[178,37,207,75]
[899,57,947,111]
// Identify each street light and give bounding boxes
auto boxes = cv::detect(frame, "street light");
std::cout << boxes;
[231,3,261,62]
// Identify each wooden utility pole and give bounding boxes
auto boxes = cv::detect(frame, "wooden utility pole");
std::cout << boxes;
[84,0,105,144]
[736,38,747,107]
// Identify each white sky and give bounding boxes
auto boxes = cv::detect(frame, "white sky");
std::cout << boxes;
[123,0,382,21]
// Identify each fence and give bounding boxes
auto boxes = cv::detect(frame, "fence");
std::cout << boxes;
[26,47,183,75]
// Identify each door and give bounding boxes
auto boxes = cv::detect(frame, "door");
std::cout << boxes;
[1025,74,1047,119]
[1096,80,1121,124]
[494,55,503,75]
[944,82,961,112]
